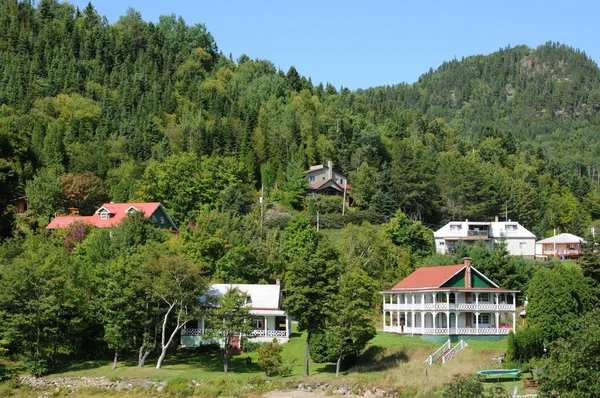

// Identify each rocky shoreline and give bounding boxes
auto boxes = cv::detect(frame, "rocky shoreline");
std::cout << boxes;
[18,376,398,397]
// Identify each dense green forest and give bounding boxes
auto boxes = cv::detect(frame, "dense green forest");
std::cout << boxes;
[2,0,600,385]
[1,0,600,237]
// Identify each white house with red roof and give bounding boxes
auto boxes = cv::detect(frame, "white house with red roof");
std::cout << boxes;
[46,202,177,231]
[303,160,351,197]
[181,283,290,348]
[382,258,517,340]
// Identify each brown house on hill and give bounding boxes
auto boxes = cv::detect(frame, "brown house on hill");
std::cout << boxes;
[302,160,351,197]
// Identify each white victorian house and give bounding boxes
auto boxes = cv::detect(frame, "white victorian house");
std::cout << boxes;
[181,283,291,348]
[382,258,517,340]
[434,219,536,257]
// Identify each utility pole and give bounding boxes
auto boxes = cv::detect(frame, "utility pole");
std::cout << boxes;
[260,185,264,228]
[553,228,556,258]
[505,201,508,221]
[342,180,347,216]
[316,212,320,232]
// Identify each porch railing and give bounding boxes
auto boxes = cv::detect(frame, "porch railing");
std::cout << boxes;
[425,339,451,365]
[442,340,468,363]
[383,302,516,311]
[181,328,288,338]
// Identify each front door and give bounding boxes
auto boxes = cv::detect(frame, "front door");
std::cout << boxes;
[466,312,472,328]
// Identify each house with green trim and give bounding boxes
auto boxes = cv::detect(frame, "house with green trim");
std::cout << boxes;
[46,202,177,231]
[381,258,517,341]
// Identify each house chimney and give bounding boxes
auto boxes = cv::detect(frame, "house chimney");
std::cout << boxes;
[494,215,499,222]
[464,258,472,288]
[327,160,333,180]
[276,279,280,286]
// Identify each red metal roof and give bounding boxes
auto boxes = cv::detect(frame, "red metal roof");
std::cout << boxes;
[47,202,162,229]
[46,215,94,229]
[391,265,465,290]
[308,179,352,191]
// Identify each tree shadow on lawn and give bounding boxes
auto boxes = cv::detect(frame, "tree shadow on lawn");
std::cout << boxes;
[52,359,112,374]
[351,346,409,373]
[158,350,263,374]
[52,349,263,375]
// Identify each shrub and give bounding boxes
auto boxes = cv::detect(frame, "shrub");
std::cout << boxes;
[241,338,261,353]
[309,332,335,363]
[25,358,48,377]
[505,327,544,363]
[315,196,343,215]
[257,341,284,376]
[438,374,484,398]
[165,377,193,397]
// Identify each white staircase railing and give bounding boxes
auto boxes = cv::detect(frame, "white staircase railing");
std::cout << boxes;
[442,339,468,363]
[425,339,451,365]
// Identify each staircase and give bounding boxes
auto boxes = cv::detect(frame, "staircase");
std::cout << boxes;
[425,339,468,365]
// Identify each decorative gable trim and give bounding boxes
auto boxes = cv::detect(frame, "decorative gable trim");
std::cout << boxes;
[440,266,466,287]
[125,206,138,213]
[470,265,499,288]
[95,206,112,214]
[155,203,178,231]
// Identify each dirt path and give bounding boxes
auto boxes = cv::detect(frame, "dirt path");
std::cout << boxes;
[264,391,359,398]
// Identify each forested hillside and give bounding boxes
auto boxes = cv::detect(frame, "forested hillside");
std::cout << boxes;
[1,0,600,238]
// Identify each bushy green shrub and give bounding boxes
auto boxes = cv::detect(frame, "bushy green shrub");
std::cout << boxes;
[505,327,544,363]
[438,374,484,398]
[315,196,343,214]
[165,377,193,397]
[309,332,336,363]
[241,338,261,353]
[25,358,48,377]
[257,340,293,376]
[257,341,283,376]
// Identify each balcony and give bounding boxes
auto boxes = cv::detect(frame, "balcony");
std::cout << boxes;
[467,230,489,238]
[383,302,515,312]
[383,326,513,335]
[181,328,288,338]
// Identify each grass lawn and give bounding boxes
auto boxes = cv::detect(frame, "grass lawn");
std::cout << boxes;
[22,331,532,397]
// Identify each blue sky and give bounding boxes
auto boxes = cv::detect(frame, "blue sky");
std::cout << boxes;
[70,0,599,90]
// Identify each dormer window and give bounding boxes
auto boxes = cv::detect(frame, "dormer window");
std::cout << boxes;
[246,296,252,305]
[100,212,108,220]
[506,224,517,231]
[450,224,461,231]
[309,176,315,182]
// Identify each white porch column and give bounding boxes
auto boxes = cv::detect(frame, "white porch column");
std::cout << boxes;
[382,293,386,309]
[475,312,479,335]
[475,292,479,307]
[431,292,436,305]
[495,293,499,311]
[382,311,386,330]
[404,311,408,334]
[420,312,425,334]
[446,292,450,305]
[495,312,499,330]
[446,311,450,333]
[512,312,516,331]
[264,315,267,336]
[286,316,290,337]
[201,317,205,335]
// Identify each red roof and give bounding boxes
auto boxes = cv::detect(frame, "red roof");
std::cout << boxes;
[308,179,352,191]
[391,265,465,290]
[47,202,162,229]
[46,216,94,229]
